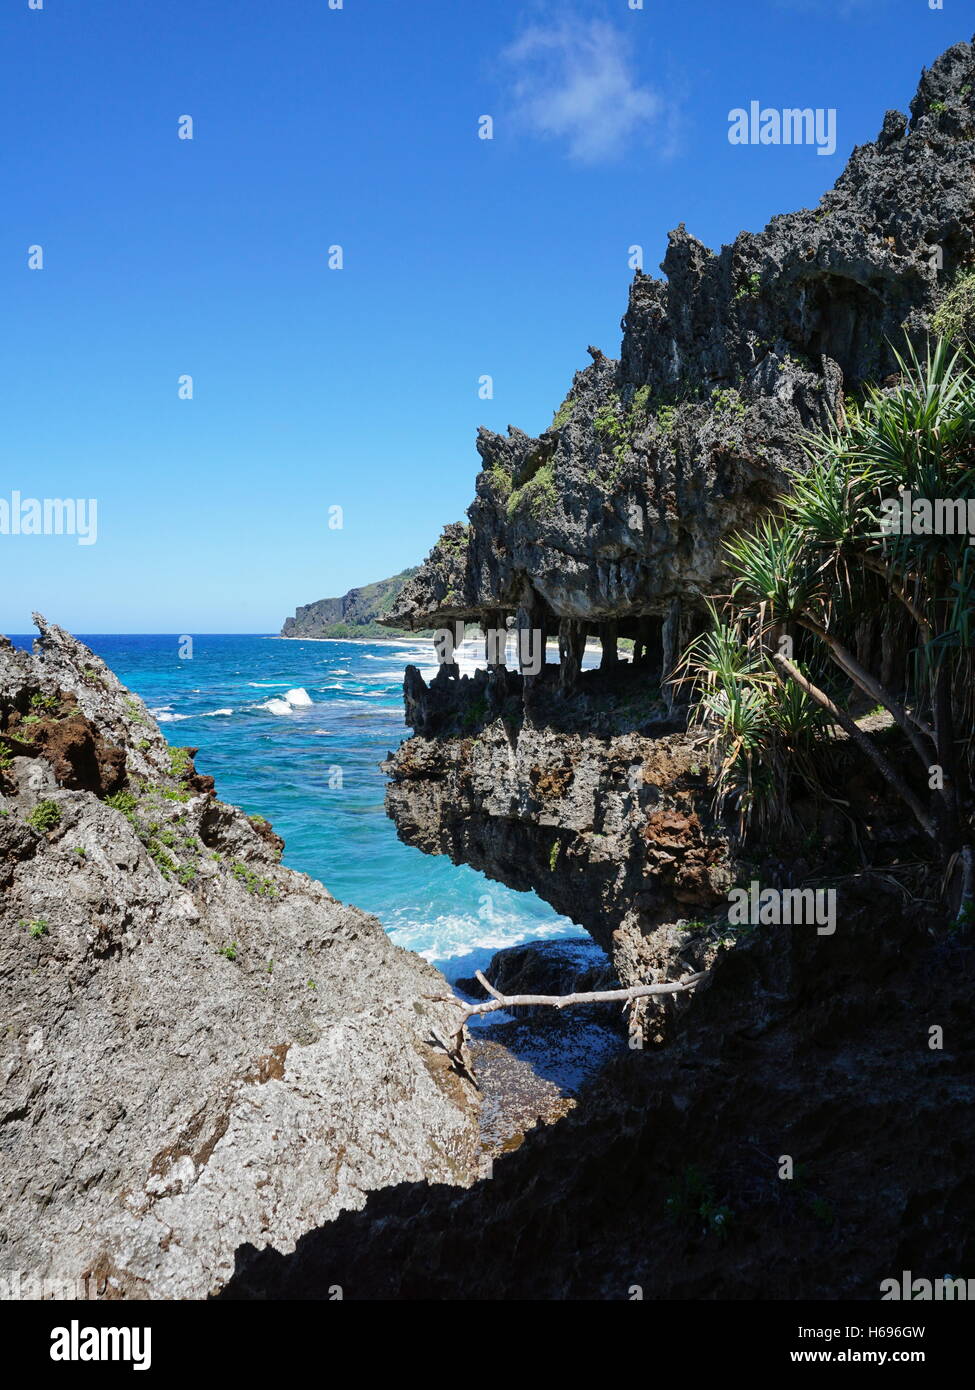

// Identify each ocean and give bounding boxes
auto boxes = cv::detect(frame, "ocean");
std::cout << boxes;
[9,631,587,983]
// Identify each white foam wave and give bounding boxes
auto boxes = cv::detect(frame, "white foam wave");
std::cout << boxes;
[151,706,233,722]
[386,909,576,968]
[257,698,293,715]
[256,686,314,716]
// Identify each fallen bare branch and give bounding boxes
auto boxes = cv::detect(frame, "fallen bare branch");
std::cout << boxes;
[460,969,704,1021]
[424,972,706,1083]
[474,970,505,1001]
[439,971,705,1058]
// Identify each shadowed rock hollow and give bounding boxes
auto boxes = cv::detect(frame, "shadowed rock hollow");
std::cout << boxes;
[219,887,975,1301]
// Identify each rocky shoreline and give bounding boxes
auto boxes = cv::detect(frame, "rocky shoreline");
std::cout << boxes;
[462,937,627,1158]
[210,38,968,1299]
[375,36,975,1037]
[218,880,974,1300]
[280,569,424,641]
[0,618,480,1299]
[4,38,975,1304]
[0,619,630,1298]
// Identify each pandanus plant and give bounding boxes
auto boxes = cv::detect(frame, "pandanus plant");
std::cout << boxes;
[682,336,975,919]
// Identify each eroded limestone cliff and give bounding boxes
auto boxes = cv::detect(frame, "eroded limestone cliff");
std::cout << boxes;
[281,567,423,640]
[380,39,975,1030]
[385,39,975,678]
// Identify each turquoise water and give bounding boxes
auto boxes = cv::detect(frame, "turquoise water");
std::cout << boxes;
[10,632,581,979]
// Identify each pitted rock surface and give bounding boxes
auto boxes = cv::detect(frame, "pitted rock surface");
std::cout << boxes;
[0,618,479,1300]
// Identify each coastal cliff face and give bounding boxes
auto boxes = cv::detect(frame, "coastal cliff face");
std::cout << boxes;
[281,568,421,639]
[6,42,974,1308]
[209,46,975,1301]
[0,618,478,1300]
[384,40,975,673]
[379,40,975,1028]
[385,708,731,1042]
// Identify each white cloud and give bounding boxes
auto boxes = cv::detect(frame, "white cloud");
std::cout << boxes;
[500,17,668,164]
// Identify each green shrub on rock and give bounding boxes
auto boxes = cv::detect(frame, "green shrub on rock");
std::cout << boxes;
[26,801,61,834]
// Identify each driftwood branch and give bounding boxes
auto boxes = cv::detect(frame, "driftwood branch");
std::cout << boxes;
[426,970,706,1078]
[461,969,705,1022]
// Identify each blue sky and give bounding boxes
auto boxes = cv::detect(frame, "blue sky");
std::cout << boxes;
[0,0,967,632]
